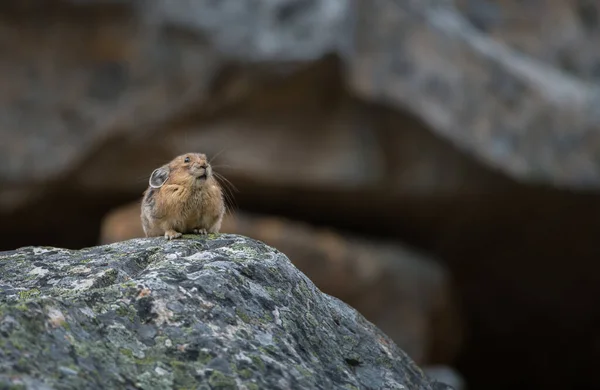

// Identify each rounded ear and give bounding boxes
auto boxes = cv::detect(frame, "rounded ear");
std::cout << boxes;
[149,166,170,189]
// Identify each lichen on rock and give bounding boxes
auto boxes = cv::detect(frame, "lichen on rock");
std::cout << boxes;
[0,234,452,390]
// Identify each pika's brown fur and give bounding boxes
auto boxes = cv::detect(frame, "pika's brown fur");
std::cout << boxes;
[140,153,225,240]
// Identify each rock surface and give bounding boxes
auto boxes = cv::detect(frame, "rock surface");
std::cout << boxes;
[0,234,453,390]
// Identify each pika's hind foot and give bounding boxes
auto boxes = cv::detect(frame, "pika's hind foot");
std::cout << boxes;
[164,229,182,240]
[193,227,207,235]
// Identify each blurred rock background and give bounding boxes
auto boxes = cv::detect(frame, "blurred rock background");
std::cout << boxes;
[2,1,600,389]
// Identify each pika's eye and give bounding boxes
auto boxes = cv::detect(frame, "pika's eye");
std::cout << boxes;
[184,157,190,163]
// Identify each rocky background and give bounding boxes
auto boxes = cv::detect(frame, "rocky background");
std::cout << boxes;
[2,0,600,389]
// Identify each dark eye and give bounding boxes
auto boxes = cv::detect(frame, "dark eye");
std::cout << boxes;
[184,157,190,163]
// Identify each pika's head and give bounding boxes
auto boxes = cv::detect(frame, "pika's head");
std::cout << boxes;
[148,153,212,190]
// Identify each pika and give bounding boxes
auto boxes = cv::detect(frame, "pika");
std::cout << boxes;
[140,153,225,240]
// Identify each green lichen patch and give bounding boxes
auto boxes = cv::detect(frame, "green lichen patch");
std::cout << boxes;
[17,288,41,301]
[208,370,238,390]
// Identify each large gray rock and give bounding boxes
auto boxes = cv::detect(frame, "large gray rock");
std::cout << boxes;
[0,234,453,390]
[3,0,600,215]
[348,0,600,188]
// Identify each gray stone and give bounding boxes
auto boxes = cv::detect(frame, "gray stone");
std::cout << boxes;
[0,234,453,390]
[348,0,600,188]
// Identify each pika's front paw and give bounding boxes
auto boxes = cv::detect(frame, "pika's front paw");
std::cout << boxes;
[164,229,182,240]
[193,228,207,235]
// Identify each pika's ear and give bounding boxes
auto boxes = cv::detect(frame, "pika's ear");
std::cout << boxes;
[149,166,170,189]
